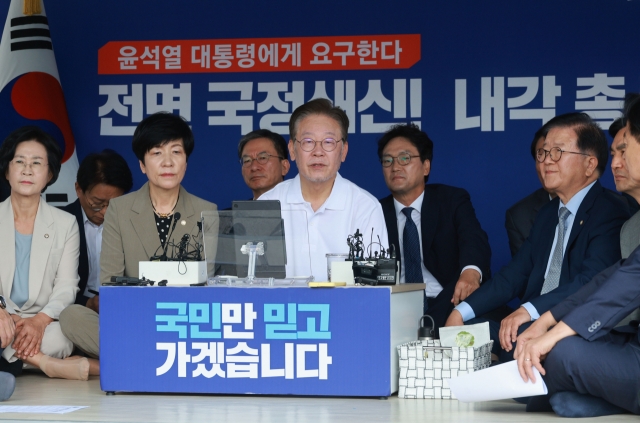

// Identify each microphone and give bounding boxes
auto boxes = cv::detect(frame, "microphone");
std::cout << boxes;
[370,227,374,259]
[161,212,181,261]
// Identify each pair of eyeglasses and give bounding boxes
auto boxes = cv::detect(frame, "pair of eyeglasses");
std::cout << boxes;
[87,201,109,212]
[380,154,421,168]
[294,138,343,152]
[82,192,110,212]
[536,147,590,163]
[240,153,284,167]
[11,158,48,173]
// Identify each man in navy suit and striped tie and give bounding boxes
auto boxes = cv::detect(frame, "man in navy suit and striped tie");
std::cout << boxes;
[514,95,640,417]
[445,112,630,363]
[378,123,492,330]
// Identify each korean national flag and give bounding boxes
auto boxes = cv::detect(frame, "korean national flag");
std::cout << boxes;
[0,0,78,205]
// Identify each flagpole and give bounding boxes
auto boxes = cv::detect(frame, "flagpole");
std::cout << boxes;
[0,0,79,206]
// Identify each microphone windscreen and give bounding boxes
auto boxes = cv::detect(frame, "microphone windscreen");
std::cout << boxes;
[174,212,181,221]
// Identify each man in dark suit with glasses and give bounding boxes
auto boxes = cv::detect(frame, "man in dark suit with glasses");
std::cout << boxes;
[446,112,630,364]
[378,123,492,330]
[237,129,290,200]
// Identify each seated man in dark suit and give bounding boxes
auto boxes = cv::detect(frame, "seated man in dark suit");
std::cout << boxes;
[445,112,630,362]
[217,130,291,273]
[509,109,640,258]
[517,247,640,417]
[505,133,554,257]
[60,150,133,312]
[515,96,640,417]
[378,123,491,329]
[238,129,290,200]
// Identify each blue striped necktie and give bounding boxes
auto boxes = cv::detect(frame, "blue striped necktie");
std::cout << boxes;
[402,207,423,283]
[541,207,571,294]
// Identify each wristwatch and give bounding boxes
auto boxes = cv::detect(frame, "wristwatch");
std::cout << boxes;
[0,295,6,310]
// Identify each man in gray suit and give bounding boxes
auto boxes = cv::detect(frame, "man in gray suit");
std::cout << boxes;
[609,117,640,327]
[610,117,640,257]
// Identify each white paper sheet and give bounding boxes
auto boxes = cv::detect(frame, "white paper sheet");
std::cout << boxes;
[448,360,547,402]
[0,405,88,414]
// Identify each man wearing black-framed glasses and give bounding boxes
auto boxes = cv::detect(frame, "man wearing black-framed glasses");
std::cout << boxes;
[237,129,290,200]
[378,123,491,330]
[446,112,630,365]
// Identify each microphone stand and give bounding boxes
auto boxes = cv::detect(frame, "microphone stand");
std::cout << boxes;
[160,212,181,261]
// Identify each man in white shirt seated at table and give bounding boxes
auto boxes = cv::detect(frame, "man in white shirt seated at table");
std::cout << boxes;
[260,98,388,281]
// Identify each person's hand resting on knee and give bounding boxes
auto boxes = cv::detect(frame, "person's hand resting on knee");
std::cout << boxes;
[498,306,532,352]
[516,321,576,383]
[12,313,52,360]
[514,311,557,357]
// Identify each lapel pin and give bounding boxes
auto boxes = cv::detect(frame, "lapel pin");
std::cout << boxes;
[44,234,49,238]
[181,220,186,226]
[580,220,584,225]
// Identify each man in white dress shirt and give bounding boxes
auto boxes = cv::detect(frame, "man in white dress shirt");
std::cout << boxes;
[260,98,388,281]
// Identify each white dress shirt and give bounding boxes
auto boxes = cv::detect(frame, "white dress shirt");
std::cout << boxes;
[456,180,596,322]
[82,208,103,297]
[259,173,388,281]
[394,192,482,298]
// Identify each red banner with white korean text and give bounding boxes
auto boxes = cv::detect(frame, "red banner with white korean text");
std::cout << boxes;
[98,34,421,74]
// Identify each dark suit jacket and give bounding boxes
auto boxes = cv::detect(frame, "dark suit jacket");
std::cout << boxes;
[60,199,90,306]
[553,243,640,342]
[549,258,621,324]
[380,184,492,326]
[551,208,640,323]
[505,188,551,257]
[465,180,630,318]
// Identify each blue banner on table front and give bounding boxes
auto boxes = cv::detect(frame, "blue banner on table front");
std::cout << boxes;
[100,286,390,396]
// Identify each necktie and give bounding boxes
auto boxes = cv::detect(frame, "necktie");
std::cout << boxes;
[402,207,423,283]
[541,207,571,294]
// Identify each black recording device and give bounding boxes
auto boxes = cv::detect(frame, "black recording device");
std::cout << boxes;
[353,261,379,285]
[103,276,167,286]
[376,245,397,284]
[348,229,397,286]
